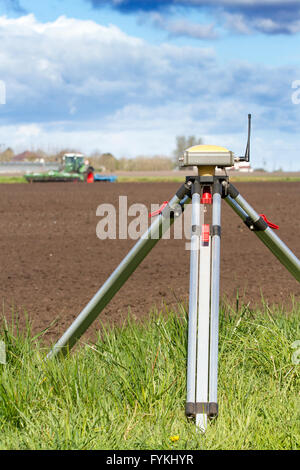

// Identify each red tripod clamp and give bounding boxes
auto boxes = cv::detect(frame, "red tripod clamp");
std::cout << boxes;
[259,214,279,230]
[149,201,169,217]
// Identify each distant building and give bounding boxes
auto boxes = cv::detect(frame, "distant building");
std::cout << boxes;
[11,151,45,163]
[12,151,32,162]
[227,161,254,172]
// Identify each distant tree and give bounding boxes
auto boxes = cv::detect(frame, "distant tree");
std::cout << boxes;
[0,147,14,162]
[88,151,102,169]
[254,167,267,172]
[35,148,48,161]
[173,135,203,166]
[98,153,118,172]
[121,156,173,171]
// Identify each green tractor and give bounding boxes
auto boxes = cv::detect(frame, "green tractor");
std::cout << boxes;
[25,153,95,183]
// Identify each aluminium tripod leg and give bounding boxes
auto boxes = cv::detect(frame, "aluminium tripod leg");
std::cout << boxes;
[195,209,211,432]
[186,180,217,432]
[225,183,300,282]
[185,179,211,432]
[186,181,201,413]
[208,181,222,418]
[47,184,191,359]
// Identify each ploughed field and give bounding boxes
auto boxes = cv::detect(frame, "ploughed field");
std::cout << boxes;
[0,181,299,344]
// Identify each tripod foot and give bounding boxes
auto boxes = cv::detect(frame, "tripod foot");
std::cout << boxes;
[186,402,218,432]
[186,402,219,418]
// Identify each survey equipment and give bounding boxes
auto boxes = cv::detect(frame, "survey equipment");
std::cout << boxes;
[47,115,300,432]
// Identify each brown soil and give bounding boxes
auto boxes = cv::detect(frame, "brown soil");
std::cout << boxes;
[0,182,299,345]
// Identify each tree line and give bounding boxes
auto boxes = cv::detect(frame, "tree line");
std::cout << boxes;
[0,135,203,171]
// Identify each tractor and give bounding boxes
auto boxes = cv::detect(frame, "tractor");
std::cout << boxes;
[25,153,95,183]
[24,153,117,183]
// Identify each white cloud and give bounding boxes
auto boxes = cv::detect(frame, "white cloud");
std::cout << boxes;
[0,13,216,123]
[0,14,215,111]
[0,14,299,170]
[150,12,218,39]
[89,0,300,36]
[224,10,300,34]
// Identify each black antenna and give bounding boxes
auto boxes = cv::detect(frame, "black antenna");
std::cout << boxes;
[237,113,251,162]
[245,113,251,162]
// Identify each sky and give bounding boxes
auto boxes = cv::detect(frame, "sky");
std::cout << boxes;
[0,1,300,170]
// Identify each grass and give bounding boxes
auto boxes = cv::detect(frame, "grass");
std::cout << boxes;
[0,175,27,183]
[0,300,299,450]
[116,175,300,183]
[0,174,300,184]
[229,175,300,183]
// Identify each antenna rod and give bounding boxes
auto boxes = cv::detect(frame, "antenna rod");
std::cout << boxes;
[245,113,251,162]
[235,113,251,163]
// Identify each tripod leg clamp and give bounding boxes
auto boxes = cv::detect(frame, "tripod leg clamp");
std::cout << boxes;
[244,215,268,231]
[212,225,221,237]
[186,402,218,419]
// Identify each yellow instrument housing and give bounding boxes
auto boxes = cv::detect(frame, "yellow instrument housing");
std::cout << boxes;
[180,144,234,168]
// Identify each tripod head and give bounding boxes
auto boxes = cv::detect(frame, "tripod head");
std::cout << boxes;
[179,114,251,170]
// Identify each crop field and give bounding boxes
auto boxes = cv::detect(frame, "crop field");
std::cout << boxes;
[0,180,299,450]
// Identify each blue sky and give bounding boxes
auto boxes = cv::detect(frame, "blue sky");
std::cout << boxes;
[0,0,300,170]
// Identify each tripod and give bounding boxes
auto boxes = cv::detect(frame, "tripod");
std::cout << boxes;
[47,164,300,432]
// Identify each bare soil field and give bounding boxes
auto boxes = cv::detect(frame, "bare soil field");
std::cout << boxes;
[0,181,299,344]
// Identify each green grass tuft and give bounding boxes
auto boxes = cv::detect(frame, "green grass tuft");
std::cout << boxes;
[1,174,299,184]
[0,301,299,450]
[116,175,300,183]
[0,176,27,184]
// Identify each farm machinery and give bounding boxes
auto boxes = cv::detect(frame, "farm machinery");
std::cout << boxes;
[25,153,117,183]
